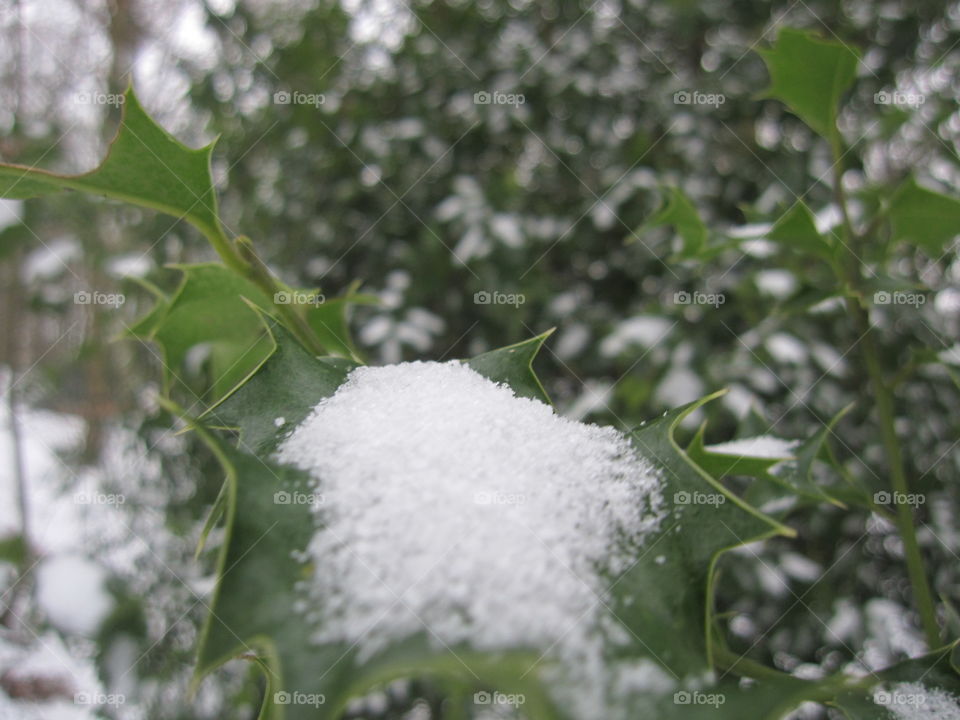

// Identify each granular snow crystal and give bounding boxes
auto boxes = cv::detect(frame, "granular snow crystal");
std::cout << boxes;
[873,682,960,720]
[278,360,666,714]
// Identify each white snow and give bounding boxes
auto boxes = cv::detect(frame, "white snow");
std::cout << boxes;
[36,556,112,636]
[765,333,808,364]
[939,345,960,365]
[278,360,666,716]
[874,682,960,719]
[600,316,673,357]
[755,269,797,299]
[0,631,102,719]
[705,435,797,459]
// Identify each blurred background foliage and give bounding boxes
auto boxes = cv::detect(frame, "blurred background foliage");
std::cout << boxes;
[0,0,958,717]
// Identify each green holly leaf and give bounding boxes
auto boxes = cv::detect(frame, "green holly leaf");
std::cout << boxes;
[466,329,554,404]
[206,319,358,454]
[739,406,854,516]
[129,265,369,403]
[622,396,794,675]
[304,281,379,361]
[889,177,960,255]
[758,28,860,138]
[686,424,794,481]
[188,324,819,718]
[0,88,224,244]
[636,187,708,259]
[129,264,275,403]
[831,643,960,718]
[767,203,834,261]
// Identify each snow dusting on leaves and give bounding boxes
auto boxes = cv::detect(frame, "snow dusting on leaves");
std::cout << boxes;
[704,435,798,459]
[277,360,665,715]
[873,681,960,720]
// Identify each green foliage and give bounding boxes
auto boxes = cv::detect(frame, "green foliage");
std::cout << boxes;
[766,203,833,262]
[758,28,860,137]
[3,13,959,720]
[0,88,223,243]
[638,187,708,259]
[889,177,960,254]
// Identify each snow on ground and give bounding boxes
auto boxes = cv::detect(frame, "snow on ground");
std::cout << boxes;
[279,360,667,718]
[0,631,102,719]
[0,368,175,716]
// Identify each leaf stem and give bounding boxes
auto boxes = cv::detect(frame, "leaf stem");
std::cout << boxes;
[829,130,940,647]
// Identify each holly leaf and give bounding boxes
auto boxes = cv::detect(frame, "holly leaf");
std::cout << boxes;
[889,177,960,255]
[304,282,379,361]
[189,320,818,718]
[831,643,960,718]
[759,28,860,138]
[739,406,854,516]
[686,425,794,481]
[767,202,834,261]
[636,187,708,259]
[466,329,554,404]
[206,319,358,454]
[129,265,369,404]
[130,264,275,403]
[0,88,223,242]
[619,396,795,676]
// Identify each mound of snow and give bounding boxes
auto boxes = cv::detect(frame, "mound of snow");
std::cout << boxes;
[279,361,667,716]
